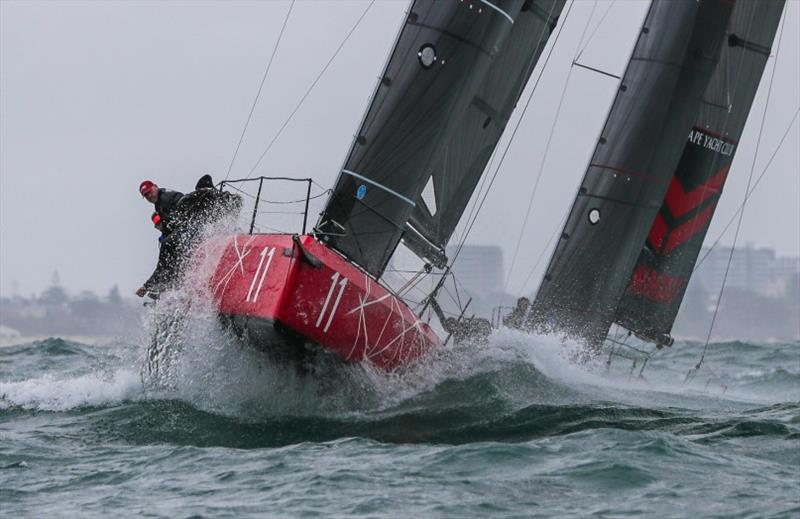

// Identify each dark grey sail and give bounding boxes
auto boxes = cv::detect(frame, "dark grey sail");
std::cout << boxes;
[405,0,566,266]
[529,0,734,348]
[615,1,786,344]
[318,0,529,277]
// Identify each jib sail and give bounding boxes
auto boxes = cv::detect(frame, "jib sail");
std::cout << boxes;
[318,0,560,277]
[404,0,566,267]
[529,0,734,347]
[614,0,786,345]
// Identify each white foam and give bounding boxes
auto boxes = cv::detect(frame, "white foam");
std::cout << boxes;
[0,369,143,412]
[483,327,794,408]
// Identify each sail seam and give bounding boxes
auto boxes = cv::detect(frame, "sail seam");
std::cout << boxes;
[341,169,416,206]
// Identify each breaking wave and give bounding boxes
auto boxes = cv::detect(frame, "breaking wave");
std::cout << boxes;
[1,327,797,446]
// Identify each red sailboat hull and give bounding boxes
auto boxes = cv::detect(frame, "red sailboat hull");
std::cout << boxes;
[208,234,441,371]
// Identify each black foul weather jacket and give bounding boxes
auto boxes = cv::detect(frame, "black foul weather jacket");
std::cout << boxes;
[154,188,184,232]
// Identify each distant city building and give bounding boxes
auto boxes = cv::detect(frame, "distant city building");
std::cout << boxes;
[691,244,800,297]
[446,244,504,295]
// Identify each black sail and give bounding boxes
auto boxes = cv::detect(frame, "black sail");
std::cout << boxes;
[318,0,526,277]
[529,0,734,347]
[405,0,566,265]
[615,1,786,344]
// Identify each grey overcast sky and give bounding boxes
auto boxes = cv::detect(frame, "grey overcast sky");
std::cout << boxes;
[1,0,798,298]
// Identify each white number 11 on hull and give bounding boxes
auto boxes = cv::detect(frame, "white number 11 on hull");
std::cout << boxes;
[316,272,348,333]
[246,246,275,303]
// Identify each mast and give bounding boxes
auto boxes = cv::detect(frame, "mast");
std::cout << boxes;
[317,0,565,278]
[529,0,734,348]
[614,0,786,345]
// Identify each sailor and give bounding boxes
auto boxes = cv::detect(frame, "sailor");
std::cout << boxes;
[428,298,492,345]
[194,174,214,190]
[136,212,180,298]
[173,175,241,232]
[503,297,530,330]
[139,180,184,234]
[136,175,242,298]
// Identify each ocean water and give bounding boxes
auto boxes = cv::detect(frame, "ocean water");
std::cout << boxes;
[1,317,798,517]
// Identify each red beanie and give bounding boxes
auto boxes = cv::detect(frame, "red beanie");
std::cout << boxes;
[139,180,156,196]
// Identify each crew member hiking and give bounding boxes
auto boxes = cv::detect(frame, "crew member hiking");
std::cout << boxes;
[139,180,184,234]
[136,176,241,298]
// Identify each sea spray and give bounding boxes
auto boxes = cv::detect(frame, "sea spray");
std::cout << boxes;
[0,367,142,412]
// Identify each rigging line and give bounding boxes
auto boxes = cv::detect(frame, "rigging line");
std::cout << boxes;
[503,0,598,292]
[450,0,575,267]
[574,0,600,53]
[519,207,569,294]
[401,271,432,299]
[258,190,332,205]
[574,0,616,62]
[694,107,799,272]
[397,267,425,296]
[224,0,295,181]
[571,62,620,80]
[225,183,260,199]
[385,269,447,276]
[691,11,786,375]
[225,182,330,204]
[502,64,573,291]
[456,145,500,247]
[245,0,376,179]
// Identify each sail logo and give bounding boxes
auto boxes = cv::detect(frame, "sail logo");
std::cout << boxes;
[647,165,730,255]
[627,265,684,303]
[687,128,736,156]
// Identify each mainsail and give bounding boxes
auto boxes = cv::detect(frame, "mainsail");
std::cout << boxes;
[530,0,734,347]
[615,0,786,344]
[318,0,564,277]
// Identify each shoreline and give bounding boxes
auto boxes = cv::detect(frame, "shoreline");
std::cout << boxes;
[0,335,114,348]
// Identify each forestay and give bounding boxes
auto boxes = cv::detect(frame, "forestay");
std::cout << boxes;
[615,0,786,344]
[530,0,734,348]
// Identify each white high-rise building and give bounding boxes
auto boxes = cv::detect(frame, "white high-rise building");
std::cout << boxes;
[692,244,799,296]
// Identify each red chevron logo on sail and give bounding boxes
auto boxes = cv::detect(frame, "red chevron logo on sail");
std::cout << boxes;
[648,165,730,254]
